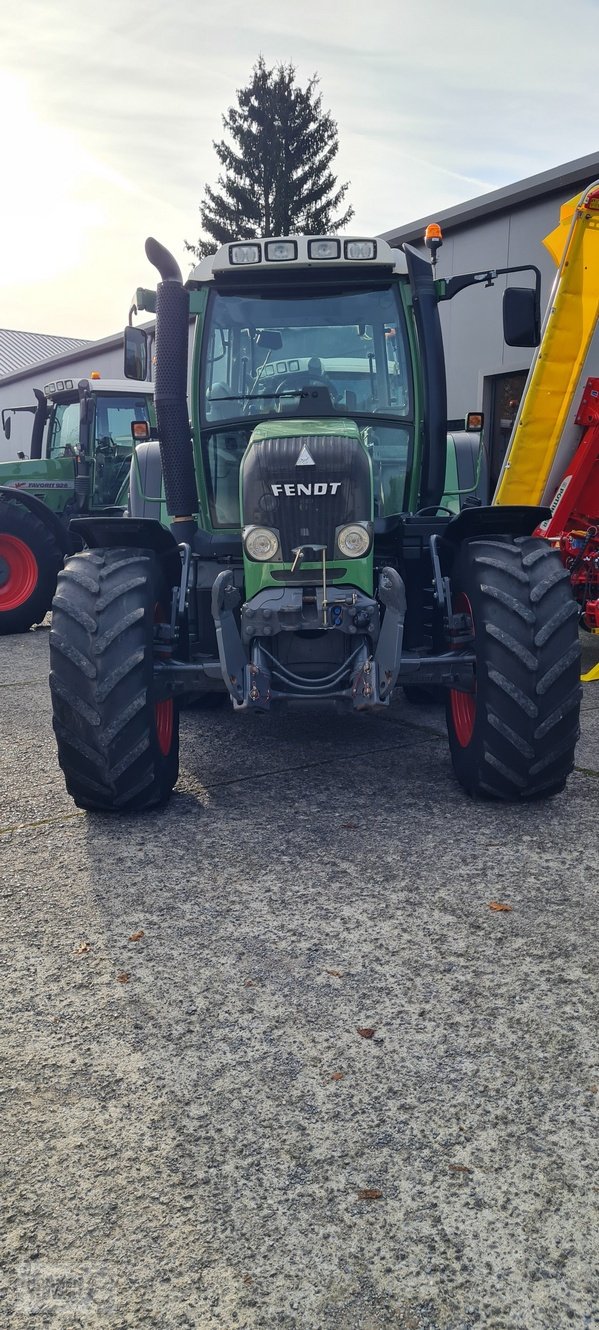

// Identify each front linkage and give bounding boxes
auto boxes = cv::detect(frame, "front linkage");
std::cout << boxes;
[136,521,477,715]
[210,562,407,710]
[141,522,477,712]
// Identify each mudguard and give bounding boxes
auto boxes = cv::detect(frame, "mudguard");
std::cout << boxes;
[442,504,550,544]
[69,515,182,585]
[0,484,72,555]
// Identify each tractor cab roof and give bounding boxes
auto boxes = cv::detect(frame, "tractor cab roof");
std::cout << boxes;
[190,235,408,285]
[42,378,153,400]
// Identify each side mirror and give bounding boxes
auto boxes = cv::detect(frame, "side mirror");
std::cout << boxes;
[503,287,540,348]
[2,413,11,441]
[124,326,149,380]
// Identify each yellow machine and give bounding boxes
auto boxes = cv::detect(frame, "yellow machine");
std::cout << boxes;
[494,181,599,680]
[494,181,599,508]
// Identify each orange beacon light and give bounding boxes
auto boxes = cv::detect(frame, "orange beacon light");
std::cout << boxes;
[424,222,443,266]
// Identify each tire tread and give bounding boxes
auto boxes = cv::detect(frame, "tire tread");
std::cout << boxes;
[447,536,581,800]
[50,548,179,811]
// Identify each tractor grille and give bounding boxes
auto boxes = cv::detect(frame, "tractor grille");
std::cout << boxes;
[242,433,371,562]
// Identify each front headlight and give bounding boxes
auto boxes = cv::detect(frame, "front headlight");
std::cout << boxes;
[243,526,280,561]
[337,523,371,558]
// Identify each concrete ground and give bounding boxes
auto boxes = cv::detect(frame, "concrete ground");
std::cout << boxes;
[1,625,598,1330]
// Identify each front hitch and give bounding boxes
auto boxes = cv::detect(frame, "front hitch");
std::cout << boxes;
[211,570,271,709]
[352,567,406,707]
[211,569,249,705]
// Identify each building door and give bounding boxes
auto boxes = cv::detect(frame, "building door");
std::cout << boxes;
[489,371,528,490]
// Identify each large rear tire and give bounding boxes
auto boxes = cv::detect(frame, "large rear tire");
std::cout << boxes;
[50,547,179,811]
[0,498,63,633]
[446,537,581,799]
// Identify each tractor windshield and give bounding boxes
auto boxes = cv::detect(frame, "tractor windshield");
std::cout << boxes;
[200,283,414,528]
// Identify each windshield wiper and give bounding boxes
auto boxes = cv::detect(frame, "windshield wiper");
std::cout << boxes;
[207,391,301,402]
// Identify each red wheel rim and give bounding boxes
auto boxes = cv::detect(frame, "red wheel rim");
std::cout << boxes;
[449,592,476,747]
[153,602,174,755]
[0,535,38,611]
[155,698,174,755]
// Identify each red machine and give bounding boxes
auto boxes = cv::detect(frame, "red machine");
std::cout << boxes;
[536,377,599,633]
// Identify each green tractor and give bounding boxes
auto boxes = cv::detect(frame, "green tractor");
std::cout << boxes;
[49,232,581,811]
[0,376,154,633]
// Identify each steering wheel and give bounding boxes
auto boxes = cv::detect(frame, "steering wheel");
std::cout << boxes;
[272,370,340,407]
[96,435,116,456]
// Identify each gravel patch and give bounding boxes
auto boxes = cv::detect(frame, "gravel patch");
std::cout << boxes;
[1,626,597,1329]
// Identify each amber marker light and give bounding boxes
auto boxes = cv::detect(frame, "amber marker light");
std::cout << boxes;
[90,371,101,379]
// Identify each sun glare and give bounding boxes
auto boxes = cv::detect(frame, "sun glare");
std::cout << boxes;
[0,71,104,289]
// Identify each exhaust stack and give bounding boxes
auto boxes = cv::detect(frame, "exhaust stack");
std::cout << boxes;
[145,237,198,540]
[30,389,47,460]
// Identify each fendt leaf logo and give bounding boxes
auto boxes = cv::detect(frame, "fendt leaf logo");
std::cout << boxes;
[296,444,315,466]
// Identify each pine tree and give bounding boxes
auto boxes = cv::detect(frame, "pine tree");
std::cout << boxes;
[186,58,354,259]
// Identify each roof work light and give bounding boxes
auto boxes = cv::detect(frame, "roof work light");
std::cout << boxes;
[265,240,298,262]
[229,243,261,265]
[424,223,443,267]
[344,240,377,261]
[308,239,341,261]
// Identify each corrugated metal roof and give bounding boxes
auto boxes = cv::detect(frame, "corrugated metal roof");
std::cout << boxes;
[0,328,91,379]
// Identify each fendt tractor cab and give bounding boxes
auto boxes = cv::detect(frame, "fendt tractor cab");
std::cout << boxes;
[0,377,154,633]
[49,233,582,812]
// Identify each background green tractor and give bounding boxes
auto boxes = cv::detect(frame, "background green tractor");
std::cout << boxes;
[49,232,581,811]
[0,377,154,633]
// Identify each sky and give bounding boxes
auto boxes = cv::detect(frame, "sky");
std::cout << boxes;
[0,0,597,340]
